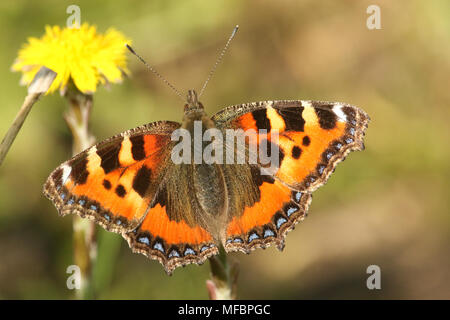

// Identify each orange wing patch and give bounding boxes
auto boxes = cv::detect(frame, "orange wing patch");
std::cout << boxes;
[226,180,291,235]
[140,203,213,245]
[125,200,218,274]
[225,179,312,253]
[275,113,347,189]
[63,150,149,224]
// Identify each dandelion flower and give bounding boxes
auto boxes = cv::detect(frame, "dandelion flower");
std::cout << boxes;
[12,23,131,94]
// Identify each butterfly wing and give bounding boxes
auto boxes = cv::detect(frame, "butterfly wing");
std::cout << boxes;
[44,121,181,234]
[44,120,219,274]
[221,163,313,253]
[212,100,369,253]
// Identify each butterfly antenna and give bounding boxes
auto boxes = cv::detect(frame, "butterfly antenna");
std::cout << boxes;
[198,25,239,99]
[126,44,184,102]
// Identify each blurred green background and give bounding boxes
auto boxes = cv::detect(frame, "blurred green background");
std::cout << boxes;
[0,0,449,299]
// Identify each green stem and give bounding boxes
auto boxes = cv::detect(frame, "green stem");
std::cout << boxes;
[0,66,56,166]
[207,245,239,300]
[0,93,40,166]
[64,89,96,299]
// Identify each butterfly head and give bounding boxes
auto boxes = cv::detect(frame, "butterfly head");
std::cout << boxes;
[184,89,204,115]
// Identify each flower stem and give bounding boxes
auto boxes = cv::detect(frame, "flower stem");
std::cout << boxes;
[64,89,96,299]
[207,245,239,300]
[0,93,40,166]
[0,66,56,166]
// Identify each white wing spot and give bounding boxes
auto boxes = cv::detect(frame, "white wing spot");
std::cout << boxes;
[61,165,72,184]
[301,100,313,108]
[333,104,347,122]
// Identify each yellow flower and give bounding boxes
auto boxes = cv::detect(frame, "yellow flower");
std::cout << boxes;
[12,23,131,94]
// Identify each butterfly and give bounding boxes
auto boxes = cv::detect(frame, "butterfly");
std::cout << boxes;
[43,86,369,274]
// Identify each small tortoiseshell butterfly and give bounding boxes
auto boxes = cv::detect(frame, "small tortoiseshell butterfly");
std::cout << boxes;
[43,31,369,274]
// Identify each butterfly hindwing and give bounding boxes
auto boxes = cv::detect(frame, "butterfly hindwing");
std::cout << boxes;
[223,164,312,253]
[124,163,219,274]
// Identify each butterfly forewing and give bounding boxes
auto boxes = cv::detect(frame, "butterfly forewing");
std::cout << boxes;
[43,121,180,234]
